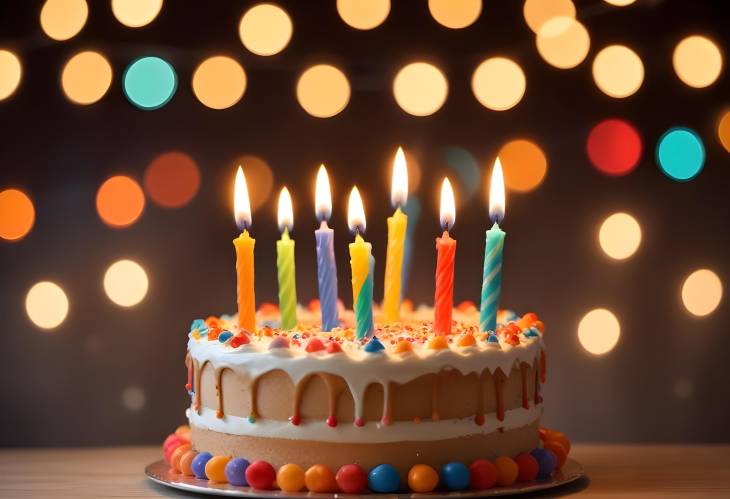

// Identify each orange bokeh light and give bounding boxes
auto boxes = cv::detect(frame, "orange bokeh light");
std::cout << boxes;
[144,151,200,208]
[96,175,145,228]
[497,139,548,192]
[0,188,35,241]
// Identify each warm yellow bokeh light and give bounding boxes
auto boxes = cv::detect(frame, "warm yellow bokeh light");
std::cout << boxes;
[523,0,575,33]
[428,0,482,29]
[238,3,292,56]
[96,176,145,228]
[296,64,351,118]
[192,56,246,110]
[336,0,390,30]
[578,308,620,355]
[111,0,164,28]
[0,50,22,100]
[681,269,723,317]
[604,0,635,6]
[0,189,35,242]
[393,62,448,116]
[592,45,644,98]
[61,51,113,105]
[104,259,149,307]
[598,212,641,260]
[472,57,526,111]
[673,35,723,89]
[26,281,69,330]
[718,109,730,153]
[536,17,590,69]
[40,0,88,41]
[498,140,547,192]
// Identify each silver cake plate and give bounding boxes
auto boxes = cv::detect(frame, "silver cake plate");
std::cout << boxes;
[145,458,584,497]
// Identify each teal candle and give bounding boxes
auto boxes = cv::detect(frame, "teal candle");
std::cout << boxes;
[479,222,505,332]
[277,187,297,330]
[355,253,375,339]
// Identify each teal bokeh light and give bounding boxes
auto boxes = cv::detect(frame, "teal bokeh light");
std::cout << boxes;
[656,127,705,182]
[123,57,177,110]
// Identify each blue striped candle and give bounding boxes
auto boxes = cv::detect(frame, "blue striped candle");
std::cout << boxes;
[479,222,505,332]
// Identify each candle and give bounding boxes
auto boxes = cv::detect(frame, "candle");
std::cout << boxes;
[276,187,298,330]
[314,165,339,331]
[348,187,374,340]
[480,158,506,333]
[434,178,457,335]
[382,147,409,323]
[232,166,256,332]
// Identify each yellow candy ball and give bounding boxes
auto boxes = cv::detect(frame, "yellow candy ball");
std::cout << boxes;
[408,464,439,493]
[305,464,337,492]
[277,464,305,492]
[205,456,231,483]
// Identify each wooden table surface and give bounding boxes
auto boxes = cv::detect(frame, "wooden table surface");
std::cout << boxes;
[0,444,728,498]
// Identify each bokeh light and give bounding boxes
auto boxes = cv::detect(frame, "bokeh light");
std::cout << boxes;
[598,212,642,260]
[393,62,448,116]
[61,51,113,105]
[26,281,69,330]
[523,0,575,33]
[123,56,177,110]
[0,50,22,100]
[111,0,164,28]
[592,45,644,98]
[656,127,705,181]
[498,139,547,193]
[428,0,481,29]
[472,57,526,111]
[672,35,723,89]
[578,308,620,355]
[0,189,35,242]
[337,0,390,30]
[238,3,292,56]
[681,269,722,317]
[587,119,643,176]
[40,0,88,41]
[229,155,274,213]
[442,147,480,203]
[144,151,200,208]
[536,17,590,69]
[104,259,149,307]
[192,56,246,110]
[96,176,145,228]
[122,386,146,411]
[718,109,730,153]
[673,378,693,400]
[604,0,635,5]
[296,64,351,118]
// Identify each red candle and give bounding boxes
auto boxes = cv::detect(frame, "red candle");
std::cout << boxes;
[434,178,456,335]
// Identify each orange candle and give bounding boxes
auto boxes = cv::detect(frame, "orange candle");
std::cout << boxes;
[232,166,256,332]
[434,178,456,335]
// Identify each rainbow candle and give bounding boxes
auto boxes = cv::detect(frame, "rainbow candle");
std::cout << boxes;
[348,187,374,339]
[434,179,456,335]
[314,165,339,331]
[382,147,409,323]
[276,187,297,330]
[480,158,506,333]
[232,167,256,332]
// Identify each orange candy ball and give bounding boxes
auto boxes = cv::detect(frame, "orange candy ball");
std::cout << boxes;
[277,464,306,492]
[457,334,476,347]
[305,464,337,492]
[544,440,568,469]
[494,456,519,486]
[205,456,232,483]
[179,450,197,476]
[174,425,191,442]
[549,431,571,454]
[170,444,191,472]
[408,464,439,493]
[394,340,413,354]
[428,336,449,350]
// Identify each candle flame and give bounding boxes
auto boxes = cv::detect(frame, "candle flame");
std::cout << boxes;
[234,166,252,231]
[440,177,456,230]
[347,186,366,234]
[391,146,409,208]
[489,157,506,224]
[277,186,293,232]
[315,164,332,222]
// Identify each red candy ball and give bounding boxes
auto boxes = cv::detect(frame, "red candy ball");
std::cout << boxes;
[245,460,276,490]
[335,464,367,494]
[469,459,497,490]
[306,338,326,353]
[515,453,539,481]
[326,341,342,354]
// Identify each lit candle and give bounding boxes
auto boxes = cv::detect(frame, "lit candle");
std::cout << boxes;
[314,165,339,332]
[382,147,409,323]
[434,178,457,335]
[480,158,506,333]
[232,166,256,332]
[348,187,374,340]
[276,187,298,330]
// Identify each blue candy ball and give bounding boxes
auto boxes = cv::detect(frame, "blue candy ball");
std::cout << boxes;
[225,457,250,486]
[530,448,557,478]
[441,461,469,490]
[368,464,400,493]
[191,452,213,479]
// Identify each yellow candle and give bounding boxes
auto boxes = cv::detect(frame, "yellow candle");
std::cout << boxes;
[233,166,256,332]
[350,233,370,303]
[382,147,409,323]
[348,187,374,339]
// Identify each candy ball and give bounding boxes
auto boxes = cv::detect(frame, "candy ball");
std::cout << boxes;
[174,425,191,442]
[179,450,197,477]
[335,464,367,493]
[305,464,337,492]
[548,431,571,454]
[544,440,568,469]
[408,464,439,493]
[530,448,557,478]
[469,459,497,490]
[245,460,276,490]
[515,453,539,481]
[368,464,401,493]
[191,452,213,479]
[170,444,191,472]
[225,457,250,486]
[494,456,518,486]
[205,456,231,483]
[441,461,469,491]
[278,464,306,492]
